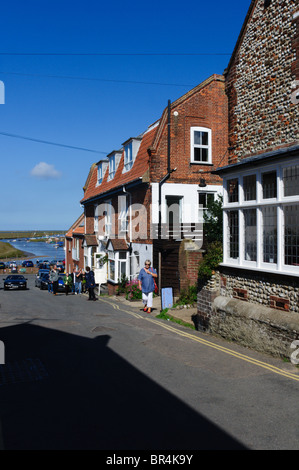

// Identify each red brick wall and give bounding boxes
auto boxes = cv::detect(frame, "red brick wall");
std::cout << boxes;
[65,236,84,273]
[150,75,228,185]
[84,184,153,245]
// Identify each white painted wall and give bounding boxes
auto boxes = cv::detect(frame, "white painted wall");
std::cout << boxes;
[151,182,222,224]
[130,242,153,279]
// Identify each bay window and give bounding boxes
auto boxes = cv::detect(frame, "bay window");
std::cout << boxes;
[107,250,128,283]
[223,160,299,275]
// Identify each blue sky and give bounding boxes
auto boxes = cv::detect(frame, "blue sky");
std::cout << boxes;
[0,0,251,231]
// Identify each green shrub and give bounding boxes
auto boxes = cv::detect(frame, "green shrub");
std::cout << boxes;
[178,285,197,305]
[198,241,223,281]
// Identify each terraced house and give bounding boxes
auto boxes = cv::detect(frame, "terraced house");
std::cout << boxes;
[67,74,228,295]
[196,0,299,358]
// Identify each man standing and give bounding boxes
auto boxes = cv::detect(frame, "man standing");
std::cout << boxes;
[51,265,59,296]
[85,266,96,301]
[75,268,83,295]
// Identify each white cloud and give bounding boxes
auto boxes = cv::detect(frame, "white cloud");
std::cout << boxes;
[30,162,62,180]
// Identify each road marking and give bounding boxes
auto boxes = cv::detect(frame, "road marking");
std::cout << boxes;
[99,298,299,383]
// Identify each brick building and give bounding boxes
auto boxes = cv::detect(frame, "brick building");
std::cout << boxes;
[69,74,228,295]
[196,0,299,358]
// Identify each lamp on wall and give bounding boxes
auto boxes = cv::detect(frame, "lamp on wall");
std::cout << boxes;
[199,178,206,188]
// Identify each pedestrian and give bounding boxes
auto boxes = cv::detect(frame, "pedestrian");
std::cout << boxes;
[63,272,72,295]
[81,270,86,293]
[72,268,77,294]
[85,266,96,301]
[48,270,53,294]
[138,259,157,314]
[50,265,59,296]
[75,268,83,295]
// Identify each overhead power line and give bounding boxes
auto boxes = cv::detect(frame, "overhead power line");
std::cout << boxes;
[0,52,231,56]
[0,131,107,154]
[0,71,194,88]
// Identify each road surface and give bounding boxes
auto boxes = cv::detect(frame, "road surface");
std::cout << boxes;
[0,274,299,450]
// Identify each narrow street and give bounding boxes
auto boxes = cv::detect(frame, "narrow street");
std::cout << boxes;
[1,274,299,451]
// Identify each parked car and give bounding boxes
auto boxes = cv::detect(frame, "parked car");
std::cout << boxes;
[38,263,50,270]
[39,273,50,290]
[56,264,64,273]
[0,262,6,269]
[4,275,27,290]
[22,260,34,267]
[58,276,65,292]
[35,269,50,286]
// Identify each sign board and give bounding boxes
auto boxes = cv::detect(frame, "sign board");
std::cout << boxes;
[161,287,173,310]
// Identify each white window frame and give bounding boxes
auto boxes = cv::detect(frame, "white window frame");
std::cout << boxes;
[107,250,128,283]
[190,127,212,165]
[107,250,116,282]
[97,163,103,185]
[124,142,133,172]
[105,200,112,236]
[222,159,299,276]
[94,204,99,232]
[118,195,128,233]
[108,155,115,180]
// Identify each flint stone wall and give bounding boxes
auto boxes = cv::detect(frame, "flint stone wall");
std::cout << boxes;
[196,268,299,358]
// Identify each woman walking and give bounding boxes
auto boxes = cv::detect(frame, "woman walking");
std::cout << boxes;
[138,259,157,314]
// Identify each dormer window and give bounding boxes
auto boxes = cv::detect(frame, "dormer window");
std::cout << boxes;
[97,163,103,184]
[122,137,142,174]
[107,151,122,181]
[109,155,115,180]
[124,142,133,171]
[96,159,108,186]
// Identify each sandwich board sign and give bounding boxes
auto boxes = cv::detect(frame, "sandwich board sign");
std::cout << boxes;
[161,287,173,310]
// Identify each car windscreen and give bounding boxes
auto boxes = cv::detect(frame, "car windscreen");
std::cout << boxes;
[6,276,24,280]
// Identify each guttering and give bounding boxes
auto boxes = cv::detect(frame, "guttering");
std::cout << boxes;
[213,144,299,176]
[158,100,177,239]
[80,177,144,205]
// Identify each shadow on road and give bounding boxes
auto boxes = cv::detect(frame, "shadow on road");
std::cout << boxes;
[0,323,247,450]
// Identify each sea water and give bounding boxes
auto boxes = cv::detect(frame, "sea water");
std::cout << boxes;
[0,238,65,265]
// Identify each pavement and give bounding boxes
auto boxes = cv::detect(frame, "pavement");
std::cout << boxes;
[111,294,198,327]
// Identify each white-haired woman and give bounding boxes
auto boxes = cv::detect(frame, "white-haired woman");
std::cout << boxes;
[138,259,157,313]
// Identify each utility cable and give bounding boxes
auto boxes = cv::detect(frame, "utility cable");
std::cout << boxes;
[0,131,107,154]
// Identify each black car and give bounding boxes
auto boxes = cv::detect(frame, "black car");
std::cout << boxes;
[4,275,27,290]
[0,262,5,269]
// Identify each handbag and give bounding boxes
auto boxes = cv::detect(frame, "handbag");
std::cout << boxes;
[151,268,158,294]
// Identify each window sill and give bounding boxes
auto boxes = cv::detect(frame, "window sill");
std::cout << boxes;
[190,162,213,166]
[220,263,299,278]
